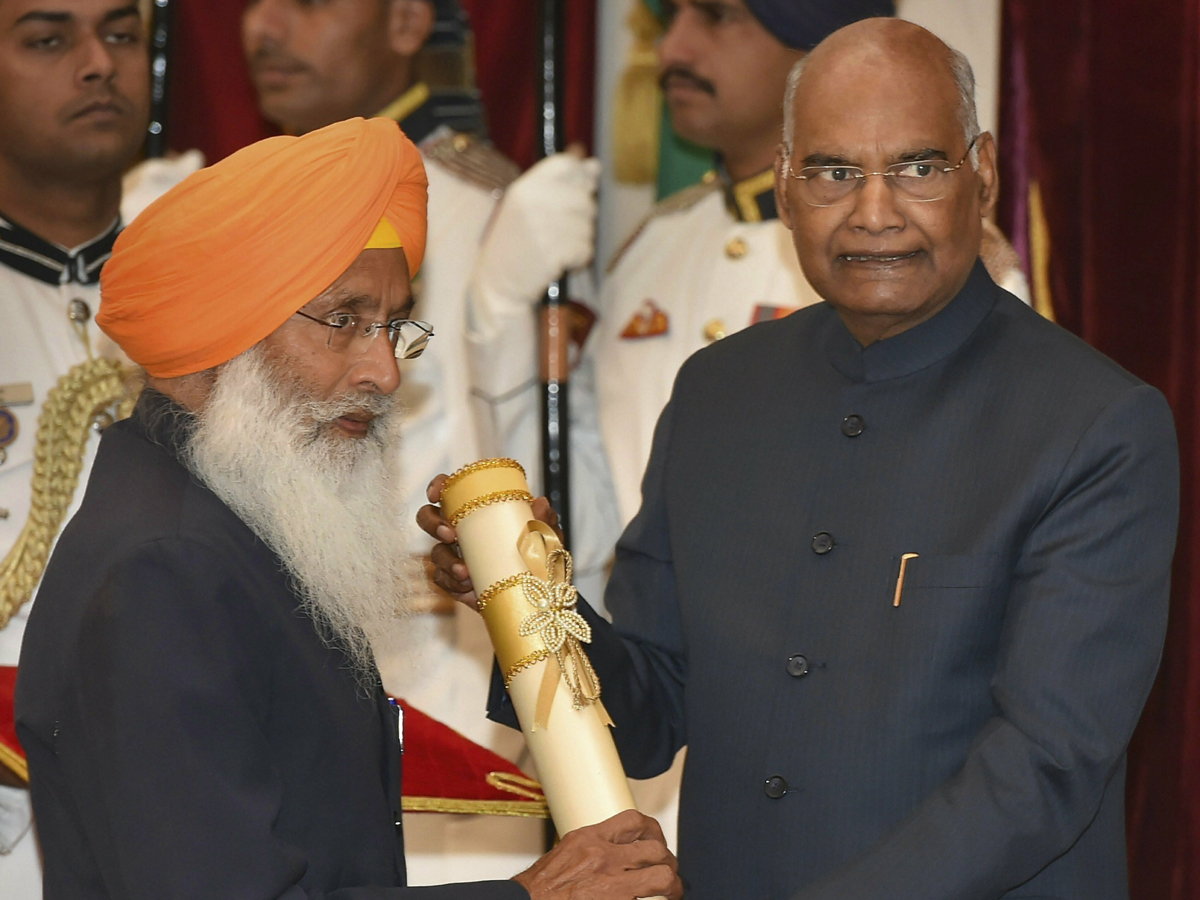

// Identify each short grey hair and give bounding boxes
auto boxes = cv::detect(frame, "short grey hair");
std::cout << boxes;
[782,44,981,169]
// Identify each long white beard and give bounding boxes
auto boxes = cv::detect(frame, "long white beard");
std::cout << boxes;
[184,346,416,681]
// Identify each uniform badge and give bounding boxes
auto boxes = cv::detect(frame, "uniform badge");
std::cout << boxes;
[0,406,17,466]
[566,300,597,350]
[0,382,34,406]
[751,305,800,325]
[620,300,669,339]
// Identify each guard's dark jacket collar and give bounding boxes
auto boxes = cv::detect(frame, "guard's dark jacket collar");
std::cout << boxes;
[0,211,120,287]
[385,80,487,144]
[824,259,998,383]
[717,162,778,223]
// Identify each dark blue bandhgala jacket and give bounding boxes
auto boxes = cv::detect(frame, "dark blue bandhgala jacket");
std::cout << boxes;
[493,262,1179,900]
[17,390,526,900]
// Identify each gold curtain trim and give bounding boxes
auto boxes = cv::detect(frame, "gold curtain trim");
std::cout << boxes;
[0,741,28,783]
[1,359,140,630]
[401,796,549,818]
[1028,180,1056,322]
[612,2,664,185]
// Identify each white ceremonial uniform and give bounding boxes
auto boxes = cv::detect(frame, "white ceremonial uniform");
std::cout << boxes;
[594,170,824,522]
[0,214,123,899]
[364,85,547,885]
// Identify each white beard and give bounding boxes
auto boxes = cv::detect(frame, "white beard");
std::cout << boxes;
[183,345,416,682]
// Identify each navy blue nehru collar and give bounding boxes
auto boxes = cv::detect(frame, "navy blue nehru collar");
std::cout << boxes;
[823,259,999,383]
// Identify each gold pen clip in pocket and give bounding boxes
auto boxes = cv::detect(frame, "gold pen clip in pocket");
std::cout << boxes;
[893,553,919,608]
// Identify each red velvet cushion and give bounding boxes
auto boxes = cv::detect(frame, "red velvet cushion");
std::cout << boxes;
[396,699,545,815]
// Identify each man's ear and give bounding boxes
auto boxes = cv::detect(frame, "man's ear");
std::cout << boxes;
[974,131,999,220]
[387,0,435,58]
[775,144,795,231]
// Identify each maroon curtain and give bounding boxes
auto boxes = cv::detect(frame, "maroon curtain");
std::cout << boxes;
[166,0,595,167]
[999,3,1200,897]
[458,0,596,169]
[166,0,273,163]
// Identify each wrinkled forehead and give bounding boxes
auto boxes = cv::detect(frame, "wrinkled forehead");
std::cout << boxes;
[308,248,413,316]
[791,43,963,158]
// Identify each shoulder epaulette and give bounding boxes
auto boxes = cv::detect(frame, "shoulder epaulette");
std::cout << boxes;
[606,177,720,274]
[423,132,521,194]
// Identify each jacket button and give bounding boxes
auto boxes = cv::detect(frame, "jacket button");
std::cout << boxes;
[811,532,834,555]
[841,414,865,437]
[786,654,809,677]
[764,775,789,799]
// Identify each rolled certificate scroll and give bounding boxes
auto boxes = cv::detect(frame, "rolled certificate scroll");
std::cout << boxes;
[440,458,637,836]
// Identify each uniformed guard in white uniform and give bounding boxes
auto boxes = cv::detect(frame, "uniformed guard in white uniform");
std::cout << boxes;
[0,1,184,894]
[595,167,825,521]
[0,216,118,900]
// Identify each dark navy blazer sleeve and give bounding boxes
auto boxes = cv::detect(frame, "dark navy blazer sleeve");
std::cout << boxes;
[575,398,689,780]
[67,539,524,900]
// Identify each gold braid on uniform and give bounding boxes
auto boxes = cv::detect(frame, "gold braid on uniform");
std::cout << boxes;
[0,359,141,629]
[605,175,720,274]
[423,131,520,195]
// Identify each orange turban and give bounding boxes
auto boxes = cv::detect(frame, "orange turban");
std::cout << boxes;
[98,117,428,378]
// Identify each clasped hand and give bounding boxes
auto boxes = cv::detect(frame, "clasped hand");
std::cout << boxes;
[416,473,563,609]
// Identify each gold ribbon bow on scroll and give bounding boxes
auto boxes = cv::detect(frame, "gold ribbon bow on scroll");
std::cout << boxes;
[479,521,611,731]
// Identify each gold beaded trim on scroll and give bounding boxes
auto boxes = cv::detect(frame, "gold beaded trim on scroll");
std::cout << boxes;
[476,574,524,612]
[446,490,535,527]
[441,457,527,493]
[478,523,610,728]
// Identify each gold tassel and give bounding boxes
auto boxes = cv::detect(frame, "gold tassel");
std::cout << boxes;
[1028,181,1057,322]
[613,2,663,185]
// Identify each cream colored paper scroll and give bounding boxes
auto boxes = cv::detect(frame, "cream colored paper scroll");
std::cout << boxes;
[441,458,637,836]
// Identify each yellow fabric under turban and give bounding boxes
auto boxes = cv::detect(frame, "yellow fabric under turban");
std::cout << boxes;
[98,117,429,378]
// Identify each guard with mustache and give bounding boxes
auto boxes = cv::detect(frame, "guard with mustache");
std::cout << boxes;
[13,118,682,900]
[0,1,202,895]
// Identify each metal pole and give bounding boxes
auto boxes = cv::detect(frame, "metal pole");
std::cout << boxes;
[145,0,173,158]
[537,0,569,854]
[538,0,571,547]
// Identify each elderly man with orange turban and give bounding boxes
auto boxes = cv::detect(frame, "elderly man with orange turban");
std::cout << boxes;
[12,118,680,900]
